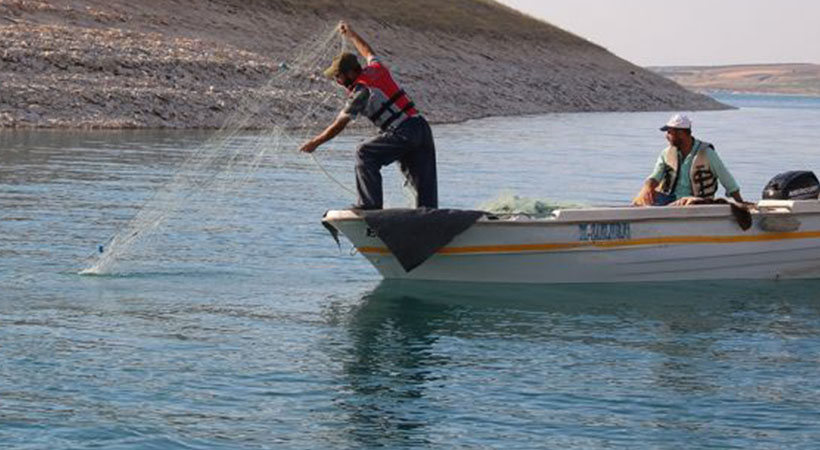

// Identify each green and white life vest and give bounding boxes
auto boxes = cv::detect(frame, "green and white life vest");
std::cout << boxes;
[657,140,719,198]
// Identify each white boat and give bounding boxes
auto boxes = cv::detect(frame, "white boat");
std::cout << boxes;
[322,200,820,284]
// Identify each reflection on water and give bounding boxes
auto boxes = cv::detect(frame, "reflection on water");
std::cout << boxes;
[324,279,820,447]
[336,292,443,447]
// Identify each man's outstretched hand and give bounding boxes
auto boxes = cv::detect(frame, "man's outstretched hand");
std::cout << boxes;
[632,185,656,207]
[299,140,320,154]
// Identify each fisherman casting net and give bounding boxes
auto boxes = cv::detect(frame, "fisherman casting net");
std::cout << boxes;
[81,25,382,275]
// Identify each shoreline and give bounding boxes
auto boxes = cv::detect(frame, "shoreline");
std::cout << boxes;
[652,63,820,98]
[1,0,728,130]
[0,104,736,134]
[703,90,820,99]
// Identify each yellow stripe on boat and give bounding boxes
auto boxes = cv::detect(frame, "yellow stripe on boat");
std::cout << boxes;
[358,230,820,256]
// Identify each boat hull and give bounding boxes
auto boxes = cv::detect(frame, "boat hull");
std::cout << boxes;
[323,201,820,284]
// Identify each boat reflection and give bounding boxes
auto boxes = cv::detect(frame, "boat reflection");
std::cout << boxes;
[328,279,820,446]
[363,278,820,317]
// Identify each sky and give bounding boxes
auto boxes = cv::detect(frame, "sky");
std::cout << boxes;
[495,0,820,67]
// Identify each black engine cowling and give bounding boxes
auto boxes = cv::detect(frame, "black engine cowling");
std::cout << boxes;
[762,171,820,200]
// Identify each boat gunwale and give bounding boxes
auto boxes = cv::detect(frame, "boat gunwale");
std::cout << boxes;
[323,206,820,227]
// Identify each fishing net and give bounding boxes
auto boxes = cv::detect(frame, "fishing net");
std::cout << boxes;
[81,24,361,275]
[478,191,586,218]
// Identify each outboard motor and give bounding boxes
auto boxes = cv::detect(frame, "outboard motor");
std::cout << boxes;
[762,171,820,200]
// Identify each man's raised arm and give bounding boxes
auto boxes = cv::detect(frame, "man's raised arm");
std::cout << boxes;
[339,21,375,62]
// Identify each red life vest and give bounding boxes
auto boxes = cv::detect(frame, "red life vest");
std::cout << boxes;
[352,60,418,131]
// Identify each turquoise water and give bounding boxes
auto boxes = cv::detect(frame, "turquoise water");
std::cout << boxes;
[2,94,820,448]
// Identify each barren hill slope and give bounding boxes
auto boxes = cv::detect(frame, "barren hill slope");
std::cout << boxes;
[0,0,726,128]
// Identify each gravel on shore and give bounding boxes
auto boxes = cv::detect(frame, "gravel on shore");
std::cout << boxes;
[0,0,727,129]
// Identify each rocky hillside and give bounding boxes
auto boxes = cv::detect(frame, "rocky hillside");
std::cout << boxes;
[653,64,820,96]
[0,0,727,129]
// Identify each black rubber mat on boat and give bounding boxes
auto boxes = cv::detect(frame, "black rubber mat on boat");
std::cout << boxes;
[362,208,485,272]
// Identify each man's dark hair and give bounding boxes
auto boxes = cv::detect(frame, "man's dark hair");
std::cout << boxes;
[324,52,361,78]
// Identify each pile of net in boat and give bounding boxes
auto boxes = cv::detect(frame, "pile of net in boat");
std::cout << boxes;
[478,192,586,218]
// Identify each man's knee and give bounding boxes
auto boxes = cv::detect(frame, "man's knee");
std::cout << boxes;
[354,143,368,164]
[356,141,385,165]
[355,153,379,175]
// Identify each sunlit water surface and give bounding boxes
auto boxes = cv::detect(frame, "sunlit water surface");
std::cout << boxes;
[2,94,820,449]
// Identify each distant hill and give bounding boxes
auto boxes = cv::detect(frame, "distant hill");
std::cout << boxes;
[653,64,820,97]
[0,0,726,129]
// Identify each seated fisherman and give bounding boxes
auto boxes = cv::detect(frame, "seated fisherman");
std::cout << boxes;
[633,114,744,206]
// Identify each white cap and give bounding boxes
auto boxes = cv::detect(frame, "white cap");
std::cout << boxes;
[660,114,692,131]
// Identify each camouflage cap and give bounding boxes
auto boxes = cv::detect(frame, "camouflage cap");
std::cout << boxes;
[323,52,360,78]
